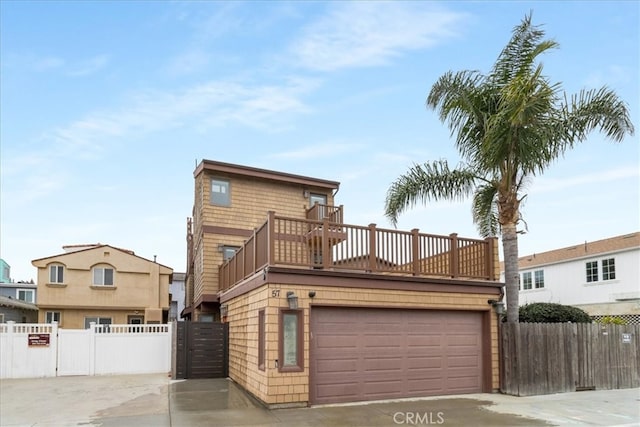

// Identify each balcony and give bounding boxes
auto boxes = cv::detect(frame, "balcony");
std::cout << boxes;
[306,203,343,223]
[218,211,497,292]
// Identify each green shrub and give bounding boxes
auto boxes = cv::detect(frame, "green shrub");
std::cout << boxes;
[518,302,592,323]
[597,316,627,325]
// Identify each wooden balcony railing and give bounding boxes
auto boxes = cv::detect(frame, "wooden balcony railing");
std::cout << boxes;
[219,211,496,291]
[306,203,343,223]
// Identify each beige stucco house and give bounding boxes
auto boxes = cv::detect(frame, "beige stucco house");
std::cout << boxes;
[33,244,172,328]
[185,159,503,407]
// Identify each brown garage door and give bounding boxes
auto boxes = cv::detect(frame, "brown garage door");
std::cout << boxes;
[310,307,484,405]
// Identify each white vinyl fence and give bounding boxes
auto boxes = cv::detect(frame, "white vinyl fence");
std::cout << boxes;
[0,321,172,379]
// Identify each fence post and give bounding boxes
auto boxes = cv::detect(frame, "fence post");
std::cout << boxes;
[412,228,420,276]
[6,321,15,378]
[89,322,97,376]
[253,227,258,273]
[322,217,330,269]
[449,233,459,278]
[267,211,275,265]
[368,224,377,272]
[51,322,59,377]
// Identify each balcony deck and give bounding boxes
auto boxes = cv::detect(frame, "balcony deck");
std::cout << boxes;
[219,211,497,292]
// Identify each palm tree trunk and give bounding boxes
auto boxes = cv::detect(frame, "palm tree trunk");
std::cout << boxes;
[502,222,520,323]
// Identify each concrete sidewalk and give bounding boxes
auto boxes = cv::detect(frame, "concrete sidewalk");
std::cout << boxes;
[1,374,638,426]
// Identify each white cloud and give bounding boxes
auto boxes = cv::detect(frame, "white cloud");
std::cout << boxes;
[270,141,364,160]
[290,2,466,71]
[67,54,110,77]
[531,166,639,194]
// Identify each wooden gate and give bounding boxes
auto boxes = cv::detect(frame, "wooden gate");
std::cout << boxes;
[175,322,228,379]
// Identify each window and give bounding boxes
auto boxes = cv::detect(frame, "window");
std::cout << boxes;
[534,270,545,289]
[211,178,230,206]
[522,272,532,290]
[221,245,240,261]
[93,267,114,286]
[49,265,64,283]
[586,261,598,283]
[45,311,61,323]
[279,309,303,372]
[258,310,265,371]
[17,289,35,303]
[602,258,616,281]
[84,317,111,329]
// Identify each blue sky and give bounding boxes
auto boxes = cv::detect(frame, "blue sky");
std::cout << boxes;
[1,1,638,282]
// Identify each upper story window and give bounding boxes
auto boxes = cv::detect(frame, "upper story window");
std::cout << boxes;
[49,264,64,284]
[17,289,35,303]
[534,270,544,289]
[522,272,532,290]
[602,258,616,281]
[211,178,230,206]
[93,266,114,286]
[222,245,240,261]
[586,261,598,283]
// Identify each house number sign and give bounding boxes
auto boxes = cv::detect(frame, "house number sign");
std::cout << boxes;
[28,333,50,347]
[622,333,631,344]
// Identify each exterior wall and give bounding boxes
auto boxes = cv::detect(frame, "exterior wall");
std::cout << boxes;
[0,259,10,283]
[226,282,500,406]
[33,246,172,328]
[170,273,186,321]
[190,166,337,314]
[0,283,37,303]
[519,248,640,315]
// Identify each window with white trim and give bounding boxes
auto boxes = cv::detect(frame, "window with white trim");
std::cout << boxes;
[49,265,64,284]
[522,272,532,290]
[534,270,544,289]
[84,317,112,329]
[93,267,114,286]
[46,311,61,323]
[17,289,35,303]
[602,258,616,281]
[586,261,599,282]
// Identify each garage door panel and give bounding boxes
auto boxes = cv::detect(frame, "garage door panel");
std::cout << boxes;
[311,307,484,405]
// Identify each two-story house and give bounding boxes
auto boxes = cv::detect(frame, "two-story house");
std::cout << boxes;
[32,244,173,328]
[515,232,640,324]
[0,278,39,323]
[185,159,503,407]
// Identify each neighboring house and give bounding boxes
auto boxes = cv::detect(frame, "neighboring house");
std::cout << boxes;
[0,259,11,283]
[0,281,37,304]
[0,295,38,323]
[170,272,186,321]
[508,232,640,323]
[185,159,503,407]
[32,244,173,328]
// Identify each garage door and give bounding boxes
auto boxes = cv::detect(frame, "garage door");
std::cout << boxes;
[310,307,484,405]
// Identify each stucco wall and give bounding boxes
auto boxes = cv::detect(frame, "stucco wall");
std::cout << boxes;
[226,282,500,406]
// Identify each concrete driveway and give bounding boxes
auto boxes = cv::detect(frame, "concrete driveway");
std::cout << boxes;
[1,374,638,426]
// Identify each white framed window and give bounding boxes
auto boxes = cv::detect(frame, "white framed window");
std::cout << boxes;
[45,311,61,323]
[211,178,230,206]
[93,267,114,286]
[84,317,112,329]
[534,270,544,289]
[49,265,64,283]
[16,289,35,303]
[522,272,532,290]
[602,258,616,281]
[586,261,598,283]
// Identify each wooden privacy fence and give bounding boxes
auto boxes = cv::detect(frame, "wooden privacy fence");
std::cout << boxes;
[501,323,640,396]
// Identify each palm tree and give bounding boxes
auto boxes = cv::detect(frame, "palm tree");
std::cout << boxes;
[384,13,634,323]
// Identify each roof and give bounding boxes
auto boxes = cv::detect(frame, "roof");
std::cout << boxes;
[0,295,38,311]
[195,159,340,191]
[516,232,640,269]
[32,244,173,271]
